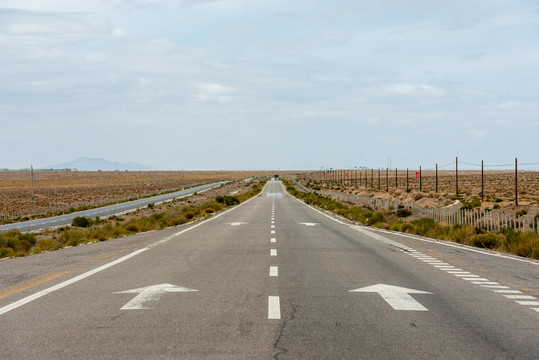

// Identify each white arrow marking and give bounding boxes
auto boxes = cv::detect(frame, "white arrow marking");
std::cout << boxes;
[116,283,197,310]
[298,222,318,226]
[228,222,248,226]
[350,284,432,311]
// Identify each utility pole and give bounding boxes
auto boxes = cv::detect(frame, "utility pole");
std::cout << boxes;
[31,165,34,200]
[515,158,518,206]
[481,160,484,202]
[419,166,422,192]
[436,163,438,193]
[456,156,459,198]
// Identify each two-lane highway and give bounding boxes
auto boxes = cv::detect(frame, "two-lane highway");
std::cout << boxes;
[0,179,537,359]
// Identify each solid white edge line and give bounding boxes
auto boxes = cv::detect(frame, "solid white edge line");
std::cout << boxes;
[0,180,270,316]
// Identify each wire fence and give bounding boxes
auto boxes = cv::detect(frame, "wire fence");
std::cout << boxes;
[300,157,539,206]
[316,188,538,233]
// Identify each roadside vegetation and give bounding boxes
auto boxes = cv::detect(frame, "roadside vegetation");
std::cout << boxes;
[283,179,539,260]
[0,180,267,259]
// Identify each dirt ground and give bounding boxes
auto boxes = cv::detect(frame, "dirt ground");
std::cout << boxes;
[0,171,280,219]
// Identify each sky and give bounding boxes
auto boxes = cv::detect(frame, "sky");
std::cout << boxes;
[1,0,538,170]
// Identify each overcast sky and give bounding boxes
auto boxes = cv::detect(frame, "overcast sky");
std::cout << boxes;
[1,0,538,170]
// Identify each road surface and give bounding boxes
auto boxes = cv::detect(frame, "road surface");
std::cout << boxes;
[0,181,228,233]
[0,180,537,359]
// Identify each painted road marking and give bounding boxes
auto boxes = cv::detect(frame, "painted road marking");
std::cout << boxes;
[271,238,276,243]
[463,277,489,281]
[493,290,522,294]
[516,301,539,306]
[350,284,431,311]
[268,296,281,319]
[504,295,536,300]
[228,222,248,226]
[116,284,197,310]
[271,249,277,256]
[270,266,278,277]
[271,225,275,228]
[271,230,275,234]
[298,222,318,226]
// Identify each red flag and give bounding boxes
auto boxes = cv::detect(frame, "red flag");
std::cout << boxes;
[415,172,420,178]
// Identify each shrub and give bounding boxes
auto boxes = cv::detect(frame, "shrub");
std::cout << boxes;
[147,203,154,209]
[72,216,90,228]
[397,209,412,217]
[216,195,240,206]
[32,239,61,253]
[448,224,476,244]
[0,230,37,255]
[389,222,402,231]
[400,223,415,234]
[412,218,436,236]
[462,198,482,210]
[126,224,139,233]
[469,233,500,249]
[0,248,14,258]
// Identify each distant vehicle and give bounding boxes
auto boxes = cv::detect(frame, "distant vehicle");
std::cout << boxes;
[274,175,279,180]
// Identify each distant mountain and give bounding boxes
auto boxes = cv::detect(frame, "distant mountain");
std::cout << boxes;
[43,157,156,171]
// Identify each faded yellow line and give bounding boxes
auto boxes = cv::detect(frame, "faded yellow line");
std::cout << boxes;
[0,271,70,300]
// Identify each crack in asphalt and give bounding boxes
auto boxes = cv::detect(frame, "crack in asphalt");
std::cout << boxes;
[273,304,297,360]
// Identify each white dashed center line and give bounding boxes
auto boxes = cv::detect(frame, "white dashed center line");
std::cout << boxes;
[268,296,281,319]
[270,266,278,277]
[270,249,277,256]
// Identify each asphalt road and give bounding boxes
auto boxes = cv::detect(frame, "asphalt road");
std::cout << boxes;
[0,180,537,359]
[0,181,228,233]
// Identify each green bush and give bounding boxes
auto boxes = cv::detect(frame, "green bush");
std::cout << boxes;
[216,195,240,206]
[0,230,37,255]
[470,233,501,249]
[72,216,90,228]
[0,247,14,258]
[462,198,482,210]
[397,209,412,217]
[400,223,415,234]
[412,218,436,236]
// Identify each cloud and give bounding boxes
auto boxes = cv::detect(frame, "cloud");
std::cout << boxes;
[0,9,113,36]
[383,83,446,96]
